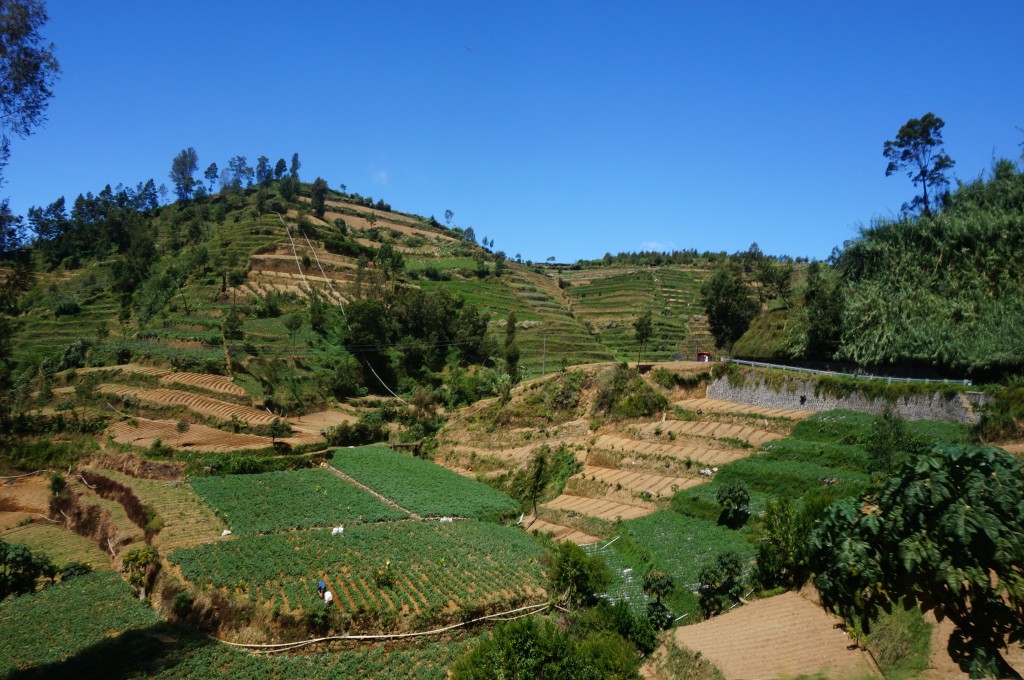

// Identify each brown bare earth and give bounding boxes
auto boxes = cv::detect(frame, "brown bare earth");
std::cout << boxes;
[675,397,815,420]
[99,384,279,426]
[108,419,276,452]
[286,409,358,435]
[664,589,879,679]
[159,372,248,398]
[0,474,52,529]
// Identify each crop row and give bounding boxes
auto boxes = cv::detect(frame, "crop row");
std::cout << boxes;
[190,468,407,534]
[170,521,546,624]
[0,571,160,676]
[149,630,479,679]
[330,446,518,520]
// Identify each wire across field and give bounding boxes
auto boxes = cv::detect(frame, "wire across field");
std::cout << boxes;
[190,468,407,534]
[170,521,546,622]
[330,446,519,520]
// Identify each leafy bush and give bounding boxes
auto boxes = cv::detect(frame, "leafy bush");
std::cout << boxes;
[593,363,668,419]
[697,550,745,617]
[548,541,610,609]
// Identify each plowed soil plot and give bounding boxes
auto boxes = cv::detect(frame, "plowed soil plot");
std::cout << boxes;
[108,419,273,452]
[580,465,702,497]
[670,590,878,679]
[527,519,600,545]
[159,372,248,398]
[637,420,784,447]
[170,520,546,626]
[100,385,278,425]
[594,434,752,466]
[545,494,651,521]
[675,397,815,420]
[0,475,50,529]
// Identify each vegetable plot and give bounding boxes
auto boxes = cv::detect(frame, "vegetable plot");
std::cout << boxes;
[170,520,546,626]
[191,468,406,534]
[331,445,518,519]
[0,571,159,675]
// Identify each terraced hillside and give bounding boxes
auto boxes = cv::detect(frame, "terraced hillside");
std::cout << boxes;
[435,362,808,545]
[562,266,712,362]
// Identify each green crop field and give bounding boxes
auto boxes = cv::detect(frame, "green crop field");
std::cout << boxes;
[619,511,756,591]
[0,522,111,571]
[144,632,480,679]
[330,445,518,520]
[712,456,869,499]
[170,521,546,624]
[190,468,407,534]
[0,571,160,676]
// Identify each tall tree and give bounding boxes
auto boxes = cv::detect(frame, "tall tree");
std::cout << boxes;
[274,157,287,180]
[289,152,300,180]
[884,113,955,217]
[504,310,520,383]
[227,155,253,189]
[799,261,844,360]
[203,162,218,192]
[811,445,1024,678]
[255,155,272,187]
[700,265,758,351]
[633,311,652,365]
[0,0,60,184]
[310,176,328,218]
[168,147,198,201]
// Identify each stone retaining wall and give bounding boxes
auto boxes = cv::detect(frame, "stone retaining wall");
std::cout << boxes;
[707,376,989,424]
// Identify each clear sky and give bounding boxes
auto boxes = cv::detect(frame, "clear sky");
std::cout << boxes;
[4,1,1023,262]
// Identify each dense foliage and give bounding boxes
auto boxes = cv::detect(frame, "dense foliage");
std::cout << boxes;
[810,445,1024,677]
[826,163,1024,374]
[451,614,642,680]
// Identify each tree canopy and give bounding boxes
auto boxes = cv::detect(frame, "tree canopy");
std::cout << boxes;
[883,113,955,218]
[700,265,758,351]
[810,445,1024,677]
[0,0,60,184]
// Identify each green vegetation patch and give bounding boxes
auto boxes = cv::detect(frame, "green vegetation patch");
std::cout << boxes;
[713,455,869,499]
[143,632,479,679]
[190,468,406,534]
[170,521,545,620]
[330,445,518,520]
[0,523,111,571]
[865,604,932,680]
[0,571,159,676]
[791,409,969,448]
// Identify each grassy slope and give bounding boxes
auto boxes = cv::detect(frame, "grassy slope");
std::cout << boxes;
[595,408,968,624]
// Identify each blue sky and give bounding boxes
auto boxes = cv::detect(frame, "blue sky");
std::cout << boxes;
[5,1,1023,262]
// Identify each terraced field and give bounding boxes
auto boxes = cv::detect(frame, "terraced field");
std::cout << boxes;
[107,418,278,452]
[84,468,226,552]
[562,266,711,361]
[171,521,547,626]
[98,384,279,426]
[0,521,112,570]
[158,371,248,398]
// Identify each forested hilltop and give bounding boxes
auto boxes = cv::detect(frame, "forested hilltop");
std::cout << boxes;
[718,159,1024,380]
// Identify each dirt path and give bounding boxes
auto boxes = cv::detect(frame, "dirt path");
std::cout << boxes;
[322,465,421,520]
